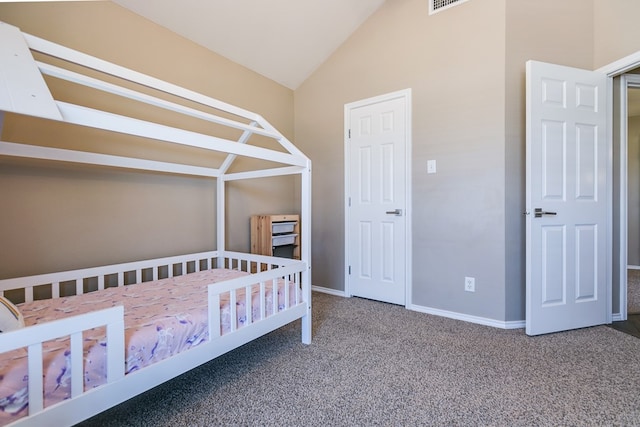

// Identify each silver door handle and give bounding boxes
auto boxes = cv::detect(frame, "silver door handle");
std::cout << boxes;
[386,209,402,216]
[534,208,556,218]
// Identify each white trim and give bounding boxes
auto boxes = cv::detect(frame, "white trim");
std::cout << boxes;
[597,50,640,77]
[628,265,640,270]
[607,73,614,325]
[596,51,640,326]
[409,304,525,330]
[616,73,640,322]
[619,75,630,322]
[312,285,347,297]
[344,88,413,308]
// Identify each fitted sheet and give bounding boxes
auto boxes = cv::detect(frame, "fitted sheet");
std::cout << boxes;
[0,268,300,423]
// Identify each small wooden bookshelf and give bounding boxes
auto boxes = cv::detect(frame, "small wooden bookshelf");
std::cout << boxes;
[250,214,300,259]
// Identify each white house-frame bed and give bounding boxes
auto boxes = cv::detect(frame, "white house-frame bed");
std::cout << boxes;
[0,22,311,427]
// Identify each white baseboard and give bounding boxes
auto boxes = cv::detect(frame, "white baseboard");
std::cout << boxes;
[312,290,624,330]
[311,285,347,297]
[409,303,525,329]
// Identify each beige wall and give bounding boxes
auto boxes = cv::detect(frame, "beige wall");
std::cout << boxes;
[4,0,640,321]
[296,0,603,322]
[594,0,640,69]
[295,0,509,320]
[504,0,594,320]
[0,2,296,278]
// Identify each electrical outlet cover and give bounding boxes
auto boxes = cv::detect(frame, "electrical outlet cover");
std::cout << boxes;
[464,276,475,292]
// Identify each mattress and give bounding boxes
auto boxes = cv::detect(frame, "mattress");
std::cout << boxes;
[0,268,299,422]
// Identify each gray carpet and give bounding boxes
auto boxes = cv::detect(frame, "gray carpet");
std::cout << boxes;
[629,269,640,313]
[78,292,640,427]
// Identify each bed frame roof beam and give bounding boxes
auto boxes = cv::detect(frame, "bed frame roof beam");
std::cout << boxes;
[36,61,279,141]
[57,101,307,167]
[0,140,220,178]
[23,30,260,123]
[222,165,306,181]
[253,116,306,159]
[218,121,256,174]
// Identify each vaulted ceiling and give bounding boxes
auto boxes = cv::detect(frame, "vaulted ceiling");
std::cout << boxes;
[112,0,387,89]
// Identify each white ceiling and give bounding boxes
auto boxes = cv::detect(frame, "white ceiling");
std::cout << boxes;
[111,0,386,89]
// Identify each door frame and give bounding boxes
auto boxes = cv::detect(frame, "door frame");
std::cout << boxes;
[613,73,640,322]
[595,51,640,322]
[344,88,413,308]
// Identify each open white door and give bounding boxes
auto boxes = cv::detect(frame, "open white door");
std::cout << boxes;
[526,60,610,336]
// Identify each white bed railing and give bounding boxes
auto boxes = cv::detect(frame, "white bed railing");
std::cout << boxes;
[0,251,308,426]
[0,250,301,302]
[0,21,311,427]
[0,251,218,302]
[0,306,125,420]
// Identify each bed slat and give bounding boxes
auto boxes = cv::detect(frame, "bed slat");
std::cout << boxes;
[27,343,44,414]
[260,282,266,320]
[25,286,34,303]
[208,290,221,339]
[106,317,125,383]
[230,290,237,332]
[245,285,252,325]
[272,279,278,316]
[70,332,83,398]
[284,275,290,309]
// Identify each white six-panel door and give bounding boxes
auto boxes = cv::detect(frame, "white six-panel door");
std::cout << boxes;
[346,91,409,306]
[526,60,609,336]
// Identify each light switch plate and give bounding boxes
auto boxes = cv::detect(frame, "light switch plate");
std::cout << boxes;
[427,160,437,174]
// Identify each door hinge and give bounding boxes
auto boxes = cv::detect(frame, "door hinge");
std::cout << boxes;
[348,197,351,207]
[348,129,351,139]
[348,266,351,275]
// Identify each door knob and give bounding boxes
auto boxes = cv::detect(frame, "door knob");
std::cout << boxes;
[386,209,402,216]
[534,208,557,218]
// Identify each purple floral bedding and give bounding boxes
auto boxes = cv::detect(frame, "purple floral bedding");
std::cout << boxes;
[0,268,299,423]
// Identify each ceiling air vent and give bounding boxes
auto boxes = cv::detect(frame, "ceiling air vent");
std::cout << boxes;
[430,0,469,15]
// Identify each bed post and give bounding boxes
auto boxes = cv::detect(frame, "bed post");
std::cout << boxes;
[217,177,225,267]
[301,159,312,344]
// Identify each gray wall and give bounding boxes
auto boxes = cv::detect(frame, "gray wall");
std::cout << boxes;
[295,0,508,320]
[4,0,640,322]
[503,0,594,320]
[295,0,637,323]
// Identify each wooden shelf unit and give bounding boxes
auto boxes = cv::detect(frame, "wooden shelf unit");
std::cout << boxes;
[250,214,300,259]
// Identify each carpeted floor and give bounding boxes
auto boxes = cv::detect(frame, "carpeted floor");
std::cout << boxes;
[78,292,640,427]
[628,269,640,314]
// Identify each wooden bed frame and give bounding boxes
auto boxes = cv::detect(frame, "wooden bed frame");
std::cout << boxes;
[0,22,311,427]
